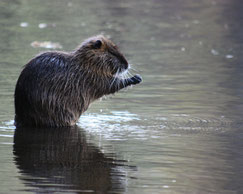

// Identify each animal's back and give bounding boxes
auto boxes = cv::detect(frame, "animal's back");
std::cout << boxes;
[14,52,79,127]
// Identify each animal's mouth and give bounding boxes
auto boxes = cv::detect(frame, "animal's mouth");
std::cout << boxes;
[121,63,130,72]
[113,64,131,79]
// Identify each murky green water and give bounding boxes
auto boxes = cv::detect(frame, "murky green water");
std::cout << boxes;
[1,0,243,193]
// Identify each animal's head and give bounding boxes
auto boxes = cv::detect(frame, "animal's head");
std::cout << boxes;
[75,35,129,77]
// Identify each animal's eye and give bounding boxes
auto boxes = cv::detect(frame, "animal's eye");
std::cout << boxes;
[93,40,102,49]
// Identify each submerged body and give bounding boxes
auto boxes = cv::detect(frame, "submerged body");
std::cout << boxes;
[14,35,142,127]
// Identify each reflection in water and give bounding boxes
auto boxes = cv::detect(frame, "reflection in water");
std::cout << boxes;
[13,126,130,193]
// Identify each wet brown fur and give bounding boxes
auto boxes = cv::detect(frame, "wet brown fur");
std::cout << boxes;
[14,35,141,127]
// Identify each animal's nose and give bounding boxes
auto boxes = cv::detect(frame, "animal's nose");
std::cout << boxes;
[123,61,128,69]
[120,55,128,69]
[110,47,128,69]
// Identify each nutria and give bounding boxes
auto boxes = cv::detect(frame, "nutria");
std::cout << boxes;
[14,35,142,127]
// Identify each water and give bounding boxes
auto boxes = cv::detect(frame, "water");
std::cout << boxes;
[0,0,243,193]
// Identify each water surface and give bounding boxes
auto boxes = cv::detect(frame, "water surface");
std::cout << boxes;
[0,0,243,193]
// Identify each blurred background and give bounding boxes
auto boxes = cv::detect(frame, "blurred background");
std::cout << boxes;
[0,0,243,193]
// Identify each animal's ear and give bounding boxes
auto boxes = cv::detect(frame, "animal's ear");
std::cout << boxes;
[93,40,102,49]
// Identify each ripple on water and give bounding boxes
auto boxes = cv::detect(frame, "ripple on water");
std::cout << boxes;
[78,111,147,141]
[79,111,234,140]
[0,120,15,145]
[0,120,15,130]
[0,112,234,144]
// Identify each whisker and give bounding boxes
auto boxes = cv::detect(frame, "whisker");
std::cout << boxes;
[110,70,119,90]
[127,71,134,78]
[129,64,142,74]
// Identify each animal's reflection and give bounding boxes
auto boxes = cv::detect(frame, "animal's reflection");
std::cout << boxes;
[13,126,127,193]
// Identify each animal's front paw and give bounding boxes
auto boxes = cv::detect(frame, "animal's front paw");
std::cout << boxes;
[131,74,142,85]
